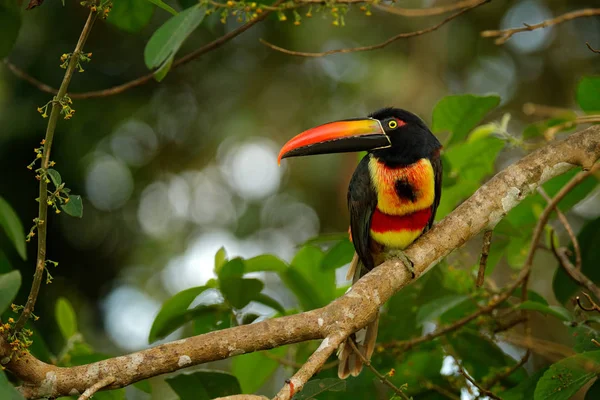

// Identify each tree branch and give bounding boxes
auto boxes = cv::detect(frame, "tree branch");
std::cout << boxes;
[476,230,493,287]
[4,126,599,399]
[77,376,115,400]
[3,0,284,100]
[13,9,97,334]
[481,8,600,45]
[259,0,489,57]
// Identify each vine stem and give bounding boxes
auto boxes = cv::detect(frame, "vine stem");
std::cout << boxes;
[14,9,98,333]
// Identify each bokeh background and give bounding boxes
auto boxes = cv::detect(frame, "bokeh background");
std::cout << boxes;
[1,0,599,375]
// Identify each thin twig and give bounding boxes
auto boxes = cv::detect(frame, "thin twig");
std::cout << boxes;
[4,0,284,99]
[13,9,98,333]
[78,376,115,400]
[423,381,461,400]
[347,339,410,400]
[553,245,600,301]
[586,42,600,54]
[522,103,576,119]
[443,339,502,400]
[544,116,600,141]
[538,187,581,270]
[260,0,489,57]
[374,0,481,17]
[481,8,600,45]
[477,230,493,287]
[499,333,575,362]
[577,293,600,313]
[484,350,530,389]
[492,315,527,334]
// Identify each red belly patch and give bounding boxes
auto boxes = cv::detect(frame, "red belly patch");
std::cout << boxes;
[370,207,431,233]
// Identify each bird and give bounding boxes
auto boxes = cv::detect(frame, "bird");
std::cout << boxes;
[277,107,443,379]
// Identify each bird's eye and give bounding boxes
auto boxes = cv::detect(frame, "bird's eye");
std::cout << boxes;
[388,120,398,129]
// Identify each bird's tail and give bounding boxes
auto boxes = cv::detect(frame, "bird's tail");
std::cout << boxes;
[338,253,379,379]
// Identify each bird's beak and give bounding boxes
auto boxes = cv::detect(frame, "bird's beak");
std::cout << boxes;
[278,118,391,164]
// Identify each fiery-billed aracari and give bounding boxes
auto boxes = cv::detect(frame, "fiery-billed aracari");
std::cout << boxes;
[278,108,442,379]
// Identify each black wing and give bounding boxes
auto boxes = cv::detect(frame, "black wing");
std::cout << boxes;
[348,156,378,271]
[426,149,443,230]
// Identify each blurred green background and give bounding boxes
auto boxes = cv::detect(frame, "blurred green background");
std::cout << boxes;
[1,0,599,389]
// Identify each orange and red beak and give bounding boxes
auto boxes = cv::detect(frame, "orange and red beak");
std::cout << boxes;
[278,118,391,164]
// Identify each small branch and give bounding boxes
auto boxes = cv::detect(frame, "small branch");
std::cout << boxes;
[484,350,530,389]
[544,116,600,141]
[443,340,502,400]
[347,339,409,400]
[522,103,576,119]
[553,245,600,300]
[538,187,581,270]
[374,0,481,17]
[476,230,493,287]
[493,315,527,334]
[423,381,460,400]
[14,9,97,333]
[260,0,489,57]
[78,376,115,400]
[586,42,600,54]
[481,8,600,45]
[5,0,284,99]
[577,293,600,313]
[273,333,345,400]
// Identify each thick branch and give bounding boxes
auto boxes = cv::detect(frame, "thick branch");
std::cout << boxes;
[5,126,600,399]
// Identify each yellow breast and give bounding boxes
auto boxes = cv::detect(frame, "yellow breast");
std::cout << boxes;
[368,157,435,216]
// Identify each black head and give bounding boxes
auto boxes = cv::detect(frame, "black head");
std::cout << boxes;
[278,107,441,165]
[368,107,441,166]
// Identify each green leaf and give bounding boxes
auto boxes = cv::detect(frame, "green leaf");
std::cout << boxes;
[107,0,154,33]
[436,136,504,218]
[133,380,152,394]
[0,370,24,400]
[55,297,78,339]
[0,197,27,260]
[0,270,21,315]
[0,2,20,59]
[501,367,548,400]
[153,54,174,82]
[244,254,287,273]
[321,239,354,271]
[293,378,346,399]
[432,94,501,146]
[144,6,206,78]
[192,305,232,335]
[93,389,126,400]
[214,246,227,274]
[289,246,335,308]
[232,347,286,393]
[280,267,324,311]
[47,169,62,187]
[516,301,572,322]
[577,76,600,113]
[253,293,286,314]
[220,277,263,309]
[147,0,178,15]
[534,351,600,400]
[303,233,349,246]
[149,286,208,343]
[553,216,600,304]
[416,295,469,326]
[569,324,600,353]
[166,371,241,399]
[61,195,83,218]
[217,258,244,280]
[512,288,549,305]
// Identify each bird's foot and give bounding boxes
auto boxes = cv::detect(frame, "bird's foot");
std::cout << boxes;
[385,249,415,279]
